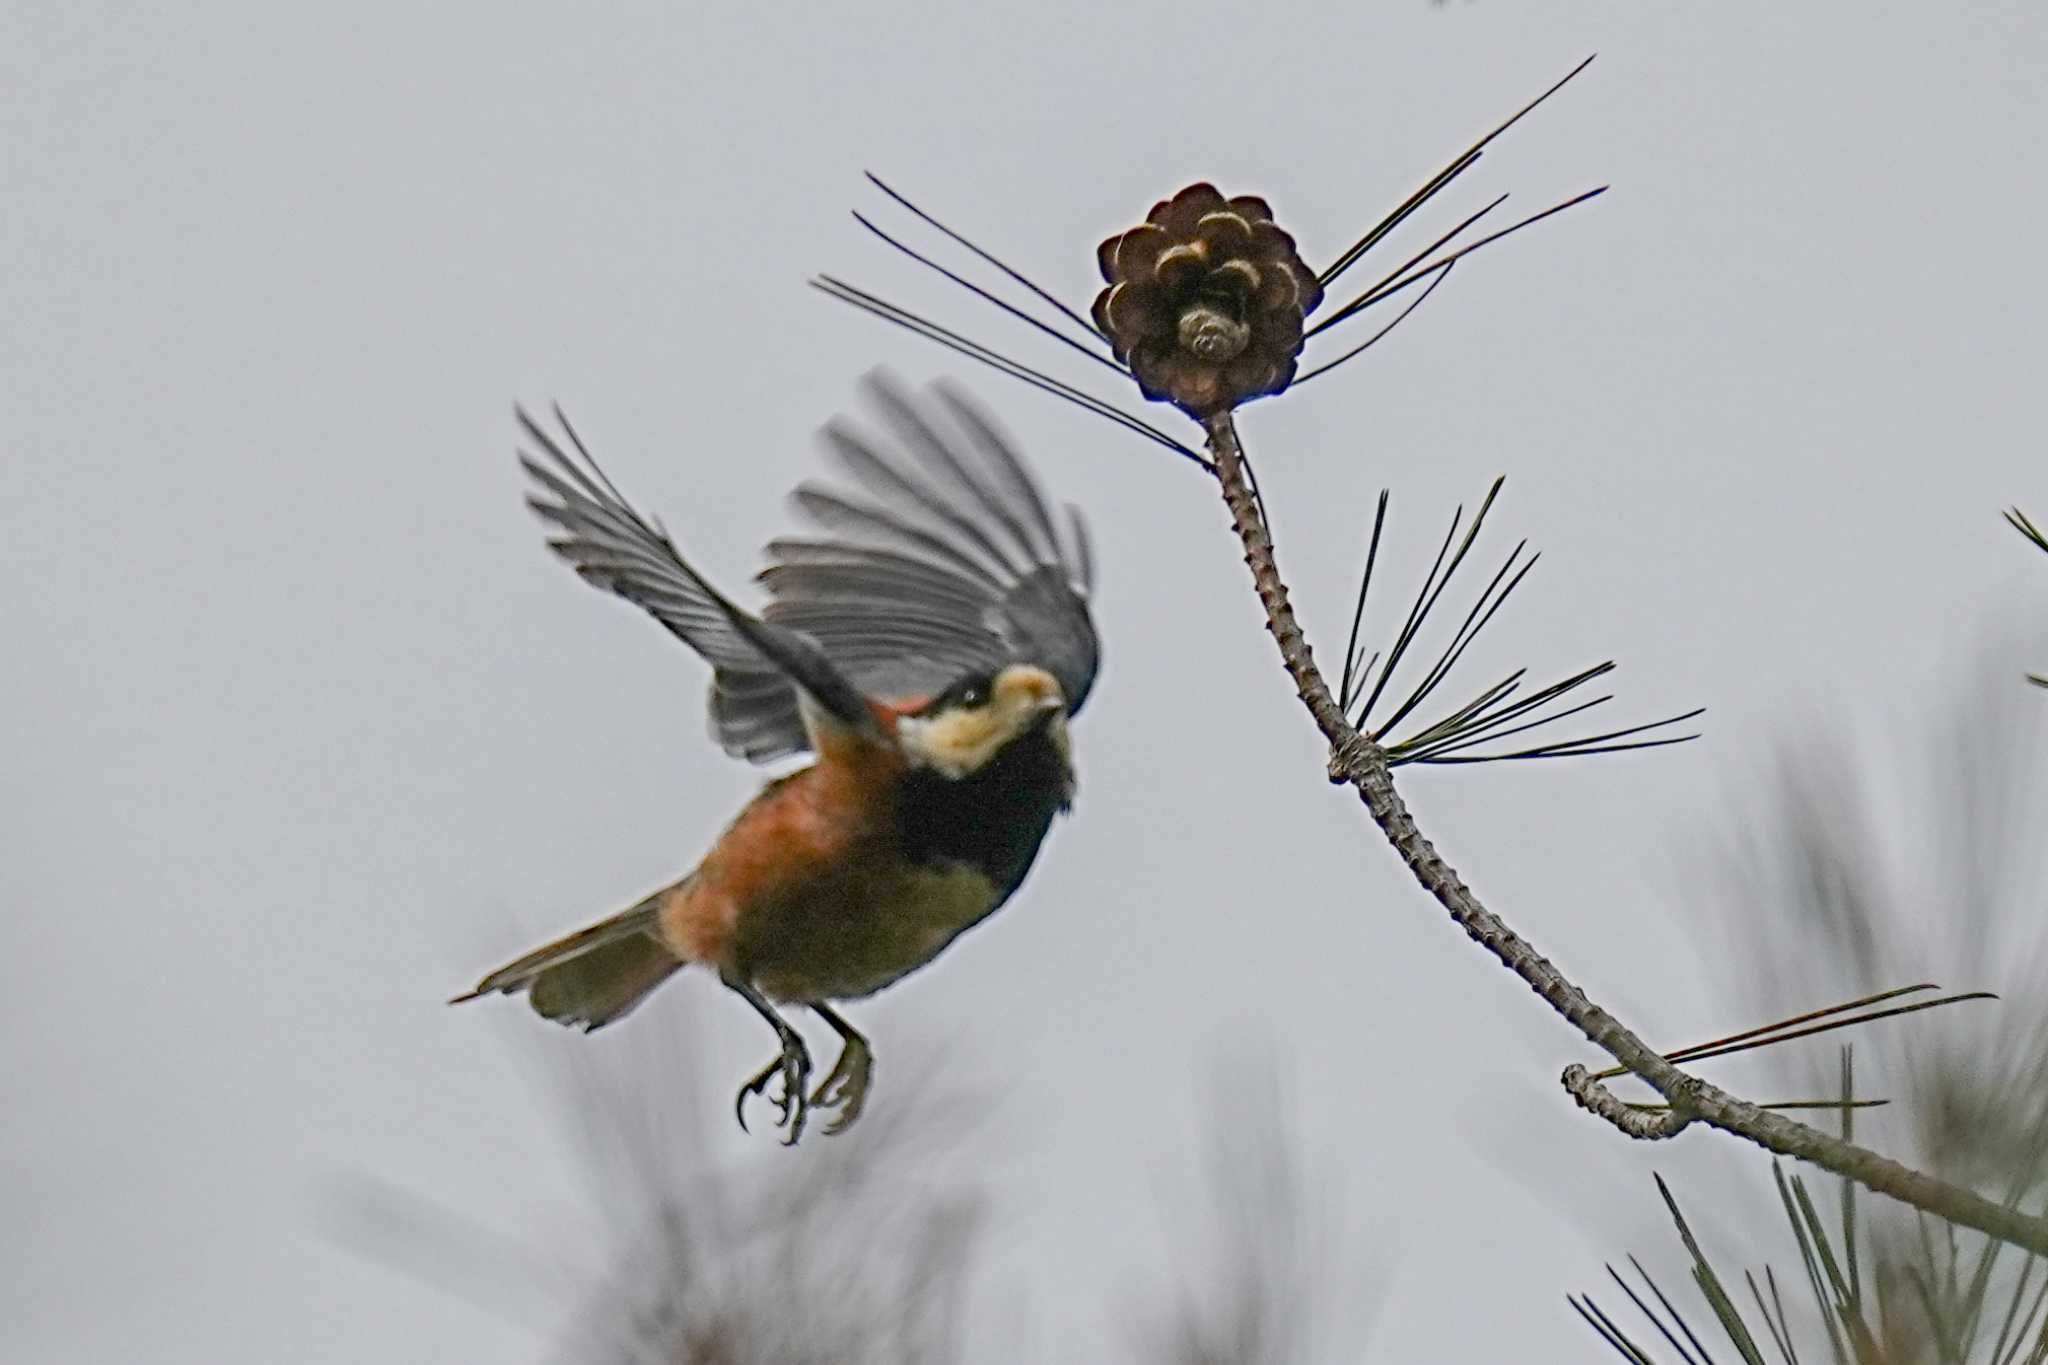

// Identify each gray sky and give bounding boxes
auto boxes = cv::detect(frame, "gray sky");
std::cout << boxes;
[8,3,2047,1361]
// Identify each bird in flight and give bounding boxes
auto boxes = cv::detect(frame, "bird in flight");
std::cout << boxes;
[454,375,1100,1144]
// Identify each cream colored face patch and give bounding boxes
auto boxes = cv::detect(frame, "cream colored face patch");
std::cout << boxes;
[897,664,1066,779]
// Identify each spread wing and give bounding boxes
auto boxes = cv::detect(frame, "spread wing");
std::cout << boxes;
[750,373,1099,744]
[517,374,1099,766]
[516,407,880,752]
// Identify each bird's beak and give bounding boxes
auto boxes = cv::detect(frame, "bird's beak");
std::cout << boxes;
[995,664,1066,717]
[1029,692,1066,733]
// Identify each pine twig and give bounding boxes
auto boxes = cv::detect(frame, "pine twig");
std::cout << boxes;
[1200,410,2048,1259]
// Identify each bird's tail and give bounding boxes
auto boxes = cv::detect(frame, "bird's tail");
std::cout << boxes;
[451,893,683,1032]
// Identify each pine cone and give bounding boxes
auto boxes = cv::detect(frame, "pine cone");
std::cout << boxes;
[1091,184,1324,418]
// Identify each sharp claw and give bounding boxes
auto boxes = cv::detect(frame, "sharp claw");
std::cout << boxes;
[808,1033,874,1138]
[781,1046,811,1145]
[733,1055,787,1136]
[735,1035,813,1144]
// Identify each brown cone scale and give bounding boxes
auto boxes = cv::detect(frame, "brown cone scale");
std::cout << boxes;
[1091,184,1324,418]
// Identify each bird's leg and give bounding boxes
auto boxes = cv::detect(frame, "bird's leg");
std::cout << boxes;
[808,1002,874,1137]
[725,975,813,1145]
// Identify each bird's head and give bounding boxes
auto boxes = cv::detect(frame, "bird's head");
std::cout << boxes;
[896,663,1068,780]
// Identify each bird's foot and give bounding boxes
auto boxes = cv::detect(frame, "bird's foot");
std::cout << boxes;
[734,1033,813,1145]
[808,1031,874,1137]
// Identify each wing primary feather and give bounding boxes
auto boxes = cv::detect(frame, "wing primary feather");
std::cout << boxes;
[864,375,1046,575]
[790,487,1007,591]
[820,424,1023,580]
[932,379,1065,569]
[516,405,873,738]
[762,539,997,604]
[1066,503,1095,595]
[548,404,642,517]
[764,567,979,611]
[754,378,1104,722]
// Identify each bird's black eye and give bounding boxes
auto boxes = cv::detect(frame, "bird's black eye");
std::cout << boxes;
[948,673,994,709]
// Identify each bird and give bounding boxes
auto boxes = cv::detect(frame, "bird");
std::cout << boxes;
[453,374,1101,1144]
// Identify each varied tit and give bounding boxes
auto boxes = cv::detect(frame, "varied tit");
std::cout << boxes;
[454,375,1100,1143]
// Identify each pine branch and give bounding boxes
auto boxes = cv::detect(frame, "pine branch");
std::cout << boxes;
[1200,411,2048,1260]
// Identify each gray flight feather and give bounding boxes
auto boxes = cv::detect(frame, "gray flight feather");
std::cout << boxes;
[516,373,1100,765]
[517,405,878,749]
[756,373,1099,733]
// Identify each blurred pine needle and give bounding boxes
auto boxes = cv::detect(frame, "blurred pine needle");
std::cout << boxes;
[1577,638,2048,1363]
